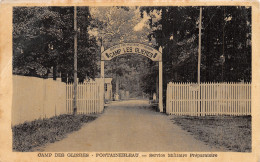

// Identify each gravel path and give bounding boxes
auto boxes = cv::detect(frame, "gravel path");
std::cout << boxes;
[39,100,220,152]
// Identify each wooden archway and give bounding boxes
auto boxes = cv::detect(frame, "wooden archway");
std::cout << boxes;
[100,43,163,112]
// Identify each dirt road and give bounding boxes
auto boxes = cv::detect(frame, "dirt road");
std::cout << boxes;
[39,100,220,152]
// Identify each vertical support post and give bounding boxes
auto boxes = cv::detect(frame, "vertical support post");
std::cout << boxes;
[159,46,163,112]
[73,6,77,115]
[198,7,202,84]
[198,7,202,116]
[100,46,105,112]
[156,75,159,102]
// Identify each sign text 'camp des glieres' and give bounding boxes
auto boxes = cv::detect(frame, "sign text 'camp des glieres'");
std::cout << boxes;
[101,43,162,62]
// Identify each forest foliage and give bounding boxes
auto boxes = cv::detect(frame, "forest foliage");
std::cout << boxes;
[13,7,98,82]
[13,6,251,97]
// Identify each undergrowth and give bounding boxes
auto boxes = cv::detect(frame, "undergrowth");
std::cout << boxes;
[12,114,96,152]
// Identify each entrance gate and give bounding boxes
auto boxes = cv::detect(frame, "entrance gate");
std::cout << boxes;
[100,43,163,112]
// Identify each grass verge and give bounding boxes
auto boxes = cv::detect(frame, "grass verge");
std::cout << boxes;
[12,114,97,152]
[171,116,251,152]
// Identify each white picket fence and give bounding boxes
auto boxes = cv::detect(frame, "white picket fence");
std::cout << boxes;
[12,75,66,125]
[66,81,102,114]
[12,75,104,126]
[166,82,251,116]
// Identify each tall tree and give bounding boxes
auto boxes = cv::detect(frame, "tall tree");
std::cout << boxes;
[200,6,251,82]
[13,7,99,82]
[140,6,251,105]
[90,6,154,97]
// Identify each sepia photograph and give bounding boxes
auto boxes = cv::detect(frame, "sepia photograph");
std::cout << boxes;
[11,5,252,153]
[1,1,259,161]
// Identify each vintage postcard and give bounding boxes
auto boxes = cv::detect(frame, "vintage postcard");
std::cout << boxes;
[0,0,259,161]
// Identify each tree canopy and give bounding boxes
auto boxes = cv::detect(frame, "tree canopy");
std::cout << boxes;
[90,6,156,97]
[13,6,251,98]
[140,6,251,83]
[139,6,251,101]
[13,7,99,82]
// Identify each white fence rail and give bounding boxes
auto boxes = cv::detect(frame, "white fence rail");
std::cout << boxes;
[166,82,251,116]
[12,75,66,125]
[66,81,102,114]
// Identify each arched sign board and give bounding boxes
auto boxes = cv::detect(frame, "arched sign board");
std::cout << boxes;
[101,43,162,62]
[100,43,163,113]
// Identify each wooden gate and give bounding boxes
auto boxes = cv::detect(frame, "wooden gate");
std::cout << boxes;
[66,80,102,114]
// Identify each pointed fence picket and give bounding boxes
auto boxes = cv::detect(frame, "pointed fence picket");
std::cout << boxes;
[166,82,251,116]
[66,80,102,114]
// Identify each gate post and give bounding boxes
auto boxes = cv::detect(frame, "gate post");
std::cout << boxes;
[100,46,105,112]
[159,46,163,112]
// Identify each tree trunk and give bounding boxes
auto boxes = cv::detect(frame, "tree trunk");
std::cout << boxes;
[53,64,57,80]
[174,71,178,81]
[156,74,159,102]
[116,76,119,95]
[44,69,50,79]
[61,72,67,82]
